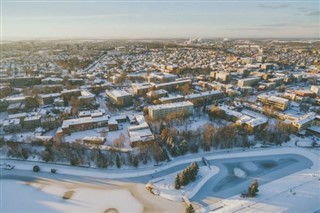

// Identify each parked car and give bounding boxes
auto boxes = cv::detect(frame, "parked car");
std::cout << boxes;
[3,163,15,170]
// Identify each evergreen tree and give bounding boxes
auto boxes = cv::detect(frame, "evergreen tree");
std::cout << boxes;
[179,139,188,155]
[174,175,181,190]
[116,154,121,168]
[133,156,139,168]
[248,179,259,197]
[185,204,195,213]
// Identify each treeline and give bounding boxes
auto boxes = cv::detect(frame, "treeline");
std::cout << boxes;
[175,161,199,190]
[0,139,169,168]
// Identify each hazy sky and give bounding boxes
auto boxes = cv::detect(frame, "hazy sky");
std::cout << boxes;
[2,0,320,39]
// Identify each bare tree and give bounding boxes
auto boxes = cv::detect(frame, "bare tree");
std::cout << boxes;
[113,133,125,150]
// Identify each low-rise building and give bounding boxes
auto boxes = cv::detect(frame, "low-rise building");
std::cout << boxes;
[3,119,22,132]
[257,95,289,111]
[146,89,168,99]
[148,101,194,120]
[106,90,133,107]
[310,86,319,96]
[127,115,154,147]
[155,79,191,92]
[132,83,154,96]
[61,116,109,135]
[291,112,316,132]
[23,115,42,130]
[238,77,260,87]
[79,90,96,105]
[159,95,185,104]
[185,90,224,106]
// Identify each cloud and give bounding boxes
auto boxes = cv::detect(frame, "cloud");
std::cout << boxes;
[258,3,289,9]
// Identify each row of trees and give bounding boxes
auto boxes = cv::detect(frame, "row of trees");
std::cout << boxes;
[174,162,199,190]
[255,122,294,145]
[1,138,168,169]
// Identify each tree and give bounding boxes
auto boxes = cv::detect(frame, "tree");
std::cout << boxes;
[174,175,181,190]
[160,128,170,141]
[25,96,39,109]
[208,106,225,119]
[33,165,40,172]
[116,154,121,168]
[133,156,139,168]
[248,179,259,197]
[177,84,191,95]
[70,96,80,117]
[179,139,188,155]
[113,133,125,149]
[100,129,107,138]
[202,123,216,151]
[185,204,196,213]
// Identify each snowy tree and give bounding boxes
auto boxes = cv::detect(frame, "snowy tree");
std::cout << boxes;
[248,179,259,197]
[174,175,181,190]
[185,204,195,213]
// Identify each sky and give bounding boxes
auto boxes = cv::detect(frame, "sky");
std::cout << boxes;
[1,0,320,39]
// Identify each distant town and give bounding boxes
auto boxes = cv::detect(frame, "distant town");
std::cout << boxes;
[1,38,320,213]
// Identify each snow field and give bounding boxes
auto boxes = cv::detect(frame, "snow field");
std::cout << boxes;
[1,179,143,213]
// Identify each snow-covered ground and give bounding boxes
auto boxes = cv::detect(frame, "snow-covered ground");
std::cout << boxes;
[1,145,319,213]
[64,124,132,148]
[149,166,219,201]
[1,179,143,213]
[3,131,35,142]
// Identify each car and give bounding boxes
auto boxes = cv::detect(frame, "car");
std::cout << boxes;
[3,163,15,170]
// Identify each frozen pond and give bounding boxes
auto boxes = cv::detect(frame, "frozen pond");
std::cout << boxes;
[191,154,312,206]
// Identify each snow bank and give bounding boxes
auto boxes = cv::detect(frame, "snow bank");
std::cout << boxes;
[233,167,246,178]
[242,162,258,171]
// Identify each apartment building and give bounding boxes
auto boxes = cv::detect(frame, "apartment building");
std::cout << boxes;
[132,83,154,96]
[148,101,194,120]
[257,95,289,111]
[185,90,224,106]
[291,112,316,132]
[155,79,192,92]
[105,90,132,107]
[159,95,185,104]
[61,115,109,135]
[238,77,260,87]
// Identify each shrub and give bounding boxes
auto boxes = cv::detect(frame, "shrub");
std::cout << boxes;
[33,165,40,172]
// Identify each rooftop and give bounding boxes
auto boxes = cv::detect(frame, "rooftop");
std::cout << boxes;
[148,101,193,111]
